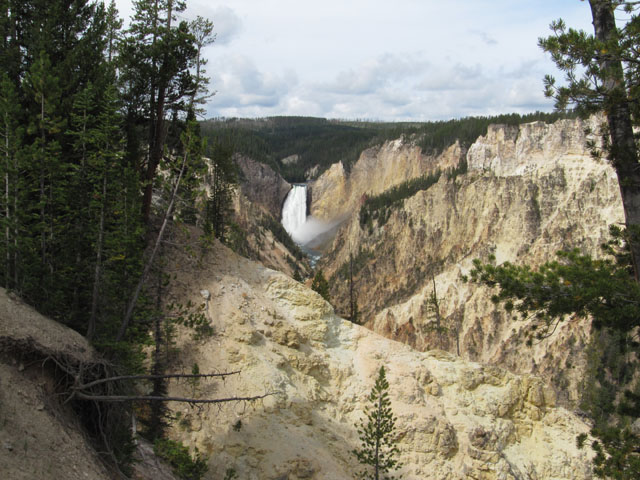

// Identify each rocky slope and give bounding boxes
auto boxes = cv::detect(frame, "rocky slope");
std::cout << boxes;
[315,116,624,404]
[0,288,180,480]
[161,237,594,480]
[236,155,292,219]
[0,290,113,480]
[310,138,463,220]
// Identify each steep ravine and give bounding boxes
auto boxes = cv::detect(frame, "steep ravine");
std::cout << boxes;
[315,116,624,405]
[226,154,311,279]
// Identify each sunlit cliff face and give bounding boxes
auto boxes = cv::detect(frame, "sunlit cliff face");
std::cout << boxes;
[313,116,622,405]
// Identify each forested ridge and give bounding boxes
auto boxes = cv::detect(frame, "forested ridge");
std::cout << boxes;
[200,111,576,183]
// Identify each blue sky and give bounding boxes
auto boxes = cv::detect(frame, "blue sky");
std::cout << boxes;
[114,0,594,121]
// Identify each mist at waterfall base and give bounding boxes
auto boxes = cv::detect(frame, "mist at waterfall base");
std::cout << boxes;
[282,185,340,262]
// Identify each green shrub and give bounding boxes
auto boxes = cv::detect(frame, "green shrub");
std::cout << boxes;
[153,438,208,480]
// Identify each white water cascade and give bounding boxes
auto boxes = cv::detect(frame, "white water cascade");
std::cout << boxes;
[282,184,308,243]
[281,184,342,260]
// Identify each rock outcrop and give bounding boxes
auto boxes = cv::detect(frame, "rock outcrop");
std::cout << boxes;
[467,119,599,177]
[236,155,291,219]
[316,116,623,404]
[310,139,463,221]
[162,240,594,480]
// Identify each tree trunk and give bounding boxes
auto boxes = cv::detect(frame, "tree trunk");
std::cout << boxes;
[40,94,46,268]
[4,109,10,288]
[13,145,17,289]
[87,174,107,340]
[116,129,191,342]
[375,394,381,480]
[349,250,357,322]
[141,0,173,224]
[589,0,640,281]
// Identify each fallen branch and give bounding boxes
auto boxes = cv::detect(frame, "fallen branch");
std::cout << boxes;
[74,371,241,391]
[74,392,276,404]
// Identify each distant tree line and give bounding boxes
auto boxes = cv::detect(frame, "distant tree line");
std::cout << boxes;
[200,111,575,183]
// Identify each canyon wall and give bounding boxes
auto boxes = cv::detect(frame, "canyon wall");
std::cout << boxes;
[310,139,463,220]
[316,116,624,404]
[163,240,594,480]
[236,155,292,219]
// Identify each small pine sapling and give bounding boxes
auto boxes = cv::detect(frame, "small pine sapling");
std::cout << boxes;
[353,366,402,480]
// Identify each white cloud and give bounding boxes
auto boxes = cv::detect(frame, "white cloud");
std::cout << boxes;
[471,30,498,46]
[185,5,242,46]
[416,64,486,92]
[319,53,429,95]
[114,0,596,120]
[208,55,298,114]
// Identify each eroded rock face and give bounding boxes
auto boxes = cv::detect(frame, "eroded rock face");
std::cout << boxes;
[236,155,291,219]
[164,245,593,480]
[317,116,623,404]
[310,139,462,221]
[230,192,311,279]
[467,117,602,176]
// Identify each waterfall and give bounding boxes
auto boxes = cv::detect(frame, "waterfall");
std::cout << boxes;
[281,184,340,263]
[282,184,308,243]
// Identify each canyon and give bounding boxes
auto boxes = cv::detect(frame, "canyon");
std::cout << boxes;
[154,115,619,478]
[0,115,618,479]
[160,231,594,480]
[311,116,623,405]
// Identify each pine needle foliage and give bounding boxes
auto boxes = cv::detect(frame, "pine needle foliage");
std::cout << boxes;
[353,366,402,480]
[311,269,331,302]
[468,226,640,478]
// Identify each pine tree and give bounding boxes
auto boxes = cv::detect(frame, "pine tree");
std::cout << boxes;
[539,0,640,281]
[311,269,331,302]
[353,366,402,480]
[0,73,20,290]
[349,250,359,323]
[187,15,215,115]
[119,0,198,223]
[203,141,236,240]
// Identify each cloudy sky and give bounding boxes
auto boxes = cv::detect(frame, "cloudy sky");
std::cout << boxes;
[114,0,594,121]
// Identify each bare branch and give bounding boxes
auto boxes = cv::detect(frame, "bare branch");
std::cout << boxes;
[74,391,277,404]
[117,127,194,341]
[74,371,241,391]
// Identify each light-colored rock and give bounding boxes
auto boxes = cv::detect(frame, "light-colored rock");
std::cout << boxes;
[164,242,594,480]
[318,116,623,404]
[310,139,462,221]
[467,117,601,177]
[281,154,300,165]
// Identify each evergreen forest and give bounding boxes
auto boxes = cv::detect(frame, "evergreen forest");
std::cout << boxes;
[0,0,235,473]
